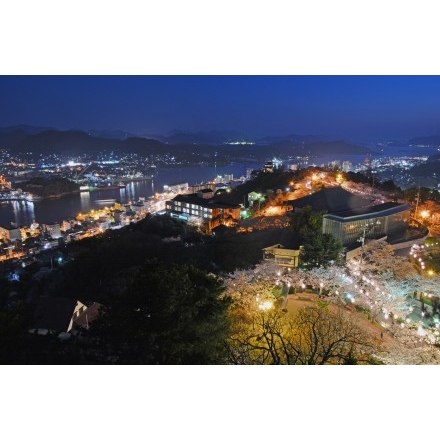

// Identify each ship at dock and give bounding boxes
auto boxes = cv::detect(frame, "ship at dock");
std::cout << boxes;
[90,182,127,191]
[80,178,152,192]
[82,181,127,191]
[95,198,117,204]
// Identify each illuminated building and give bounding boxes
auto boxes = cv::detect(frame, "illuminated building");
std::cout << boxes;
[0,224,22,242]
[288,187,411,247]
[165,192,241,229]
[323,203,411,247]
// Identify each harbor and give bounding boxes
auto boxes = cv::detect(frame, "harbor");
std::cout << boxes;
[0,163,255,227]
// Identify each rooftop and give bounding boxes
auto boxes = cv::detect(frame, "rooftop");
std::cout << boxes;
[169,193,240,209]
[287,187,372,213]
[323,202,412,222]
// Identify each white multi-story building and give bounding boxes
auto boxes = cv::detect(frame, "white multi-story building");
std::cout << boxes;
[166,192,241,229]
[0,225,21,242]
[44,223,62,239]
[342,161,352,172]
[163,182,189,194]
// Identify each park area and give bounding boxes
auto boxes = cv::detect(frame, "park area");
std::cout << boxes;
[280,291,440,364]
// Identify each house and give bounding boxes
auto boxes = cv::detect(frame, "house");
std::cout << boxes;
[262,244,301,268]
[262,228,302,268]
[264,161,274,172]
[72,302,102,332]
[30,297,103,337]
[248,191,265,208]
[198,188,214,199]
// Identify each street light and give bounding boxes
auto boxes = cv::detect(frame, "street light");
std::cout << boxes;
[259,301,273,311]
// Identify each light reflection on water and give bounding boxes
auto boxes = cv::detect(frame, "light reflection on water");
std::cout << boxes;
[0,163,257,227]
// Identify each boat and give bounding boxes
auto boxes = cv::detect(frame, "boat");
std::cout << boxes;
[95,198,117,204]
[79,185,90,192]
[89,182,126,191]
[90,185,121,191]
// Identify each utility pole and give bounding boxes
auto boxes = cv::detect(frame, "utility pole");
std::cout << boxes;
[414,187,420,219]
[357,225,368,265]
[357,221,381,265]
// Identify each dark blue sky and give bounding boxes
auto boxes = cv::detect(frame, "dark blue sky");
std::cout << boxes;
[1,75,440,142]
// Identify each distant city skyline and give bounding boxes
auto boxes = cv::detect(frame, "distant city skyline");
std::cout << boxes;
[1,75,440,143]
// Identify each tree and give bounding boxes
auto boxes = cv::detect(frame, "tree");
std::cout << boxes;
[349,240,416,278]
[300,232,343,268]
[224,261,352,305]
[290,205,323,239]
[403,186,431,205]
[373,324,440,365]
[289,304,376,364]
[342,240,439,326]
[289,205,343,268]
[380,179,401,193]
[0,300,37,364]
[91,259,231,364]
[224,262,376,364]
[224,259,440,363]
[301,265,352,296]
[227,303,376,365]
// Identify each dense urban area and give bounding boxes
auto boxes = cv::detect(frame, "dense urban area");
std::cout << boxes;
[1,135,440,365]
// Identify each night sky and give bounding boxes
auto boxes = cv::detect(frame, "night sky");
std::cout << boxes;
[1,75,440,142]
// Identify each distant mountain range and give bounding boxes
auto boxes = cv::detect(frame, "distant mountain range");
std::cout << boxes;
[146,129,245,145]
[409,135,440,146]
[0,124,55,135]
[4,129,168,156]
[0,125,378,159]
[142,130,329,146]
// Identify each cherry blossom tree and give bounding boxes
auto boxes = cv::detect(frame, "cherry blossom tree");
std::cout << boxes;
[223,252,440,364]
[226,302,376,365]
[346,240,416,278]
[373,323,440,365]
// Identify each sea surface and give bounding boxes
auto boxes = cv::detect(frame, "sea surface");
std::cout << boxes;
[0,163,258,227]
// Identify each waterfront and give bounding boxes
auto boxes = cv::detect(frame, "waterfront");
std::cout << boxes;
[2,144,437,228]
[0,163,258,226]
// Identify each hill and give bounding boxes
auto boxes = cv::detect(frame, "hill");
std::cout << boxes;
[11,130,171,156]
[426,152,440,163]
[409,135,440,146]
[265,139,373,157]
[2,127,375,163]
[0,128,33,149]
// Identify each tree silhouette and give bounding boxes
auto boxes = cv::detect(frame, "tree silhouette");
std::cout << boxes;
[91,259,230,364]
